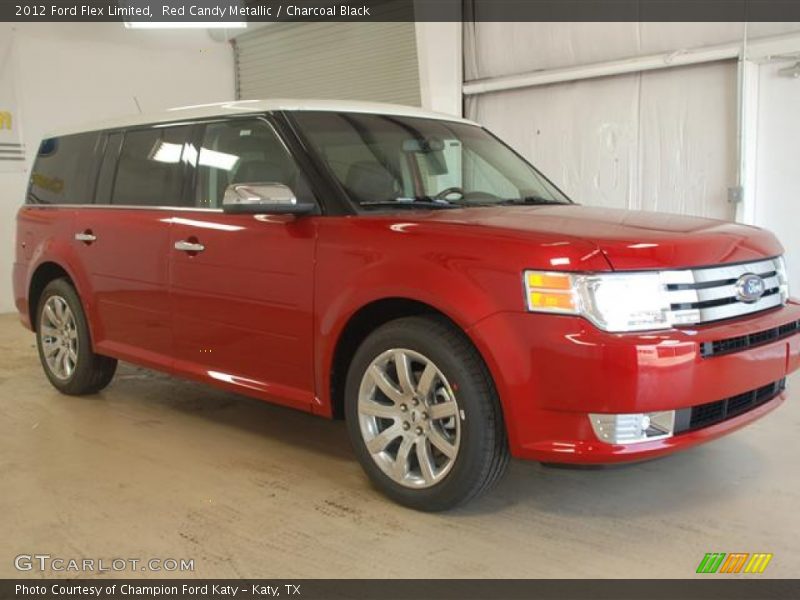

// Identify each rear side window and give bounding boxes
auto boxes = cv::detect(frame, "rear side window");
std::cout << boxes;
[94,132,123,205]
[111,126,191,206]
[28,132,101,205]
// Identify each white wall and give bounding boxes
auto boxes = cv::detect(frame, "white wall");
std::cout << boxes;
[416,22,462,117]
[464,22,800,80]
[754,60,800,290]
[467,61,738,218]
[464,22,800,229]
[0,23,234,313]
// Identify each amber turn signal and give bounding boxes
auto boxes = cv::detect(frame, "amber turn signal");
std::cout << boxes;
[524,271,578,314]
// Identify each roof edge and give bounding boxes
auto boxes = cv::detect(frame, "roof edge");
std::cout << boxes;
[46,99,477,138]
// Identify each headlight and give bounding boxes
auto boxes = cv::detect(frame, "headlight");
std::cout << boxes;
[524,270,671,332]
[524,256,789,333]
[776,256,790,302]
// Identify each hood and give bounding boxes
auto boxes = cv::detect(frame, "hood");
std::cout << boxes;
[411,205,783,270]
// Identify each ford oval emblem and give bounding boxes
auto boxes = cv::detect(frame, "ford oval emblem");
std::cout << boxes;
[735,273,766,303]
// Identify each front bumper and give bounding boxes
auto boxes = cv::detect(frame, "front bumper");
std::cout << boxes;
[468,300,800,463]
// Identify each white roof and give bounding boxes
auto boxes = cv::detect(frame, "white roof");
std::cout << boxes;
[49,99,477,137]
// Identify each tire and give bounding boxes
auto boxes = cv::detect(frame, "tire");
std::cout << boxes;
[35,278,117,395]
[345,316,509,511]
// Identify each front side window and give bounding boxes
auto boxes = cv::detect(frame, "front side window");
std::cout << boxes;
[292,111,570,210]
[111,126,192,206]
[193,119,313,209]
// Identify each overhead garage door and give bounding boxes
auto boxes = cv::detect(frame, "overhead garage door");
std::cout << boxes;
[234,22,421,106]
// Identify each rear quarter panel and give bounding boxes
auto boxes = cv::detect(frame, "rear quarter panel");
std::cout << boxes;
[14,207,96,334]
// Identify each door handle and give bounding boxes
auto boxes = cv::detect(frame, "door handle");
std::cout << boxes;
[174,240,205,253]
[74,231,97,243]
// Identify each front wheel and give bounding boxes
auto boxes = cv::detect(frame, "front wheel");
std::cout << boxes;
[36,278,117,395]
[345,316,509,511]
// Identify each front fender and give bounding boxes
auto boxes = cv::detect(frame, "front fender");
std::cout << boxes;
[312,215,610,418]
[314,253,503,416]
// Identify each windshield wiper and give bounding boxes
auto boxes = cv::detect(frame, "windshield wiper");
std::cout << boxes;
[498,196,570,206]
[441,199,498,208]
[360,199,458,210]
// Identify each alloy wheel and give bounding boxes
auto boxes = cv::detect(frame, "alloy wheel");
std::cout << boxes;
[358,348,461,488]
[40,295,79,380]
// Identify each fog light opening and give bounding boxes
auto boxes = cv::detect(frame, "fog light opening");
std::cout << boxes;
[589,410,675,444]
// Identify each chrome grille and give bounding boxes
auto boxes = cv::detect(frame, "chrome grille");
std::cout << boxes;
[660,257,788,326]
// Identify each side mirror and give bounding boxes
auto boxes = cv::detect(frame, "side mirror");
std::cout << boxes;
[222,182,317,215]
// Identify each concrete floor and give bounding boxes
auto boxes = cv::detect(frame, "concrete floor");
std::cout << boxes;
[1,312,798,579]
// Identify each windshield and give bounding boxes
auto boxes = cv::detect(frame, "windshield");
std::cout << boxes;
[291,111,571,210]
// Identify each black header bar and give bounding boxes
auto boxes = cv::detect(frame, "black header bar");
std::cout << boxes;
[3,0,800,22]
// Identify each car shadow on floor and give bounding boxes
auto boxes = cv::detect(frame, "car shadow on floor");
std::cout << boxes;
[109,363,357,462]
[456,437,767,518]
[103,363,768,517]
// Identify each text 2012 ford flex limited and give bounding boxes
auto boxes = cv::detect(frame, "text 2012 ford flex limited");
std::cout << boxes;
[13,100,799,510]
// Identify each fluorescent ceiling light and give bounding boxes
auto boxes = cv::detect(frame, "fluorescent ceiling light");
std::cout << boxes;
[199,148,240,172]
[150,141,183,164]
[182,143,198,166]
[124,22,247,29]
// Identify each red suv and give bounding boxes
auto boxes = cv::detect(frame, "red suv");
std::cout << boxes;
[13,101,799,510]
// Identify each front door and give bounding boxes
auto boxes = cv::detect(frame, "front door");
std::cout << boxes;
[168,117,317,410]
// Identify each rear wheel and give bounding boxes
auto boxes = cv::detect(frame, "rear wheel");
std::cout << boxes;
[36,278,117,395]
[345,316,509,511]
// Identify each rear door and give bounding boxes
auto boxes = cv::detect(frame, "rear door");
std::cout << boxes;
[167,116,318,410]
[76,124,193,368]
